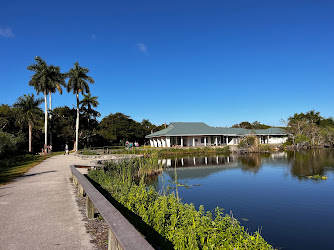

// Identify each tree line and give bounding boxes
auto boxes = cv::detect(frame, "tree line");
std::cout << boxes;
[282,110,334,148]
[0,56,164,158]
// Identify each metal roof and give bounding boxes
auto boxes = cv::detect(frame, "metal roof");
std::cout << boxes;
[146,122,286,138]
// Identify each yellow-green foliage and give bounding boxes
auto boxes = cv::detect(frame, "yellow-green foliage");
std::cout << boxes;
[88,159,274,250]
[109,146,230,157]
[307,174,328,180]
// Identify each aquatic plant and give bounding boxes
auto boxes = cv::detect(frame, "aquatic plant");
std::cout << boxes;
[307,174,328,180]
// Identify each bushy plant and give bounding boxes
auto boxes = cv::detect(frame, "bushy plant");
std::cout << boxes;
[238,136,257,150]
[259,145,271,152]
[0,130,25,158]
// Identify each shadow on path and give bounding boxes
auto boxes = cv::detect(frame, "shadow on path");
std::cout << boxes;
[20,170,57,178]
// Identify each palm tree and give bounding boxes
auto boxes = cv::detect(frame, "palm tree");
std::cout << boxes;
[80,93,99,114]
[27,56,64,149]
[14,94,43,152]
[66,61,95,152]
[48,67,66,146]
[80,93,100,148]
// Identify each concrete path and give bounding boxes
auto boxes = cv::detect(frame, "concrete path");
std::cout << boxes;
[0,154,97,250]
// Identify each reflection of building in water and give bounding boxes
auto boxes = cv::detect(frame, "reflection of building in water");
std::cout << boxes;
[270,151,287,159]
[163,157,239,181]
[159,156,234,168]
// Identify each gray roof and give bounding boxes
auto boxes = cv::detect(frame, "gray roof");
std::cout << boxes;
[146,122,286,138]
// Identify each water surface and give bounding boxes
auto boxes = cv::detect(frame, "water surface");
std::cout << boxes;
[151,150,334,250]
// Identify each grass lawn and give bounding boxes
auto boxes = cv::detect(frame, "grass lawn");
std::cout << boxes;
[0,151,64,186]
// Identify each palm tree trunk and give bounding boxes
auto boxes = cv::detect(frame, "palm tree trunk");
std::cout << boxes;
[29,122,32,153]
[75,91,79,152]
[49,91,52,147]
[44,90,48,149]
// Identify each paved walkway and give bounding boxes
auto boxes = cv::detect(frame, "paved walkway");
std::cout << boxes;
[0,154,97,250]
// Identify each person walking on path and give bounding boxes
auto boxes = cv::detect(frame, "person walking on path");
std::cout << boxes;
[65,143,69,155]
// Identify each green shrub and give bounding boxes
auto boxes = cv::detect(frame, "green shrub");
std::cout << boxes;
[80,148,98,155]
[109,146,230,157]
[259,145,271,152]
[238,136,257,149]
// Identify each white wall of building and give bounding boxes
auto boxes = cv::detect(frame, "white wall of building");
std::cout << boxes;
[269,136,288,144]
[149,135,287,147]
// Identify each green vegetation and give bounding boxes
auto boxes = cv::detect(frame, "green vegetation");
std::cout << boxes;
[105,146,230,157]
[282,110,334,148]
[238,135,257,150]
[13,94,43,153]
[232,121,271,129]
[88,158,274,249]
[81,148,99,155]
[307,174,328,180]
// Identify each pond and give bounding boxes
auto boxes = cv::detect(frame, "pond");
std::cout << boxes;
[150,150,334,250]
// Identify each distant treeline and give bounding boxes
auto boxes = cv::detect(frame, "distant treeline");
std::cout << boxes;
[0,102,164,157]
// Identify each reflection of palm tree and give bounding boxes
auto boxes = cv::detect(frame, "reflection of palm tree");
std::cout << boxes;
[14,94,43,152]
[66,62,95,152]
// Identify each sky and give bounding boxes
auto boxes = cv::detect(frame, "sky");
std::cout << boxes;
[0,0,333,127]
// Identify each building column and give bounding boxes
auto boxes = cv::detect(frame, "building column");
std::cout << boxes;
[226,136,229,145]
[166,136,171,147]
[181,137,183,147]
[215,137,218,146]
[162,138,166,147]
[150,139,153,147]
[193,137,195,147]
[204,137,207,146]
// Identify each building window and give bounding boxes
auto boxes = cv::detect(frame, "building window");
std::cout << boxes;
[201,137,204,143]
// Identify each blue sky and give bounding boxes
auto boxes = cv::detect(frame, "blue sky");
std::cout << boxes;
[1,0,333,127]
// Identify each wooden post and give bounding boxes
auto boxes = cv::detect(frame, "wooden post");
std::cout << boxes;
[73,176,78,186]
[108,228,123,250]
[77,184,84,197]
[86,196,95,219]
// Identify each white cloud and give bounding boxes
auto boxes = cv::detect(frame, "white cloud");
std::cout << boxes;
[0,27,14,38]
[136,43,147,54]
[91,33,96,40]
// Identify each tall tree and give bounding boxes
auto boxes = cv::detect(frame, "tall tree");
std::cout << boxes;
[27,56,64,149]
[66,61,95,151]
[80,93,100,118]
[13,94,43,152]
[80,93,100,148]
[48,67,66,146]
